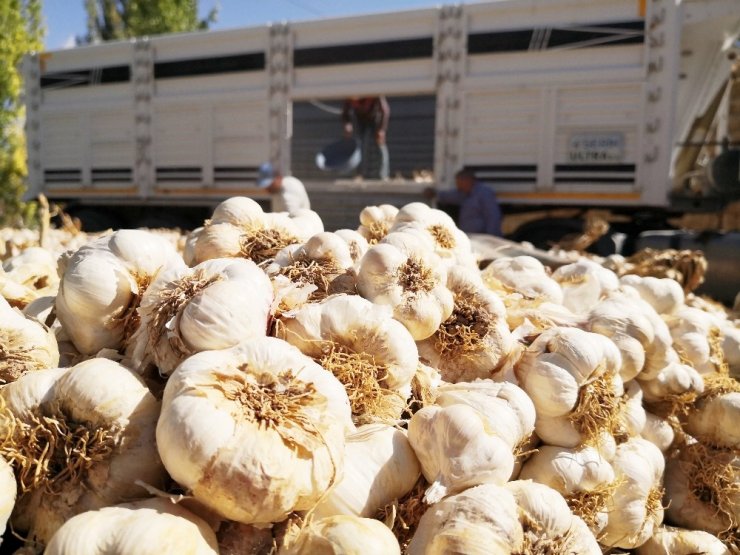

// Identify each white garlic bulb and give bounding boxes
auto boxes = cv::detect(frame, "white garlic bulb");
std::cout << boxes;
[156,337,352,525]
[279,515,400,555]
[44,497,219,555]
[1,359,165,545]
[56,229,185,355]
[416,266,513,383]
[128,258,273,376]
[357,231,453,340]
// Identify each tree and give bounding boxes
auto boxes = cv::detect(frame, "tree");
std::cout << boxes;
[83,0,217,43]
[0,0,44,226]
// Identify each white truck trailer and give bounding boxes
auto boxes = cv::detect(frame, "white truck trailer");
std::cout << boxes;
[23,0,740,238]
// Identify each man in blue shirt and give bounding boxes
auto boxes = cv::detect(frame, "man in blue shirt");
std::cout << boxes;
[426,169,503,236]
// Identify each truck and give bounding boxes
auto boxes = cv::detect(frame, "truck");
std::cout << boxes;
[22,0,740,246]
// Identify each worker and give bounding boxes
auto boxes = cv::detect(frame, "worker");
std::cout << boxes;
[341,96,390,180]
[425,169,503,236]
[256,162,310,214]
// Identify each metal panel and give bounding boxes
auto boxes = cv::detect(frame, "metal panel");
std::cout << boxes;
[40,111,85,179]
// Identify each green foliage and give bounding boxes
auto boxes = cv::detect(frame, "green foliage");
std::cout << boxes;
[83,0,217,43]
[0,0,43,227]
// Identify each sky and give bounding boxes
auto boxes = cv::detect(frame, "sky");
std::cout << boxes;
[43,0,449,50]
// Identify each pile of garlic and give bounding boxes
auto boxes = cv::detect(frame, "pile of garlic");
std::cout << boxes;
[0,195,738,553]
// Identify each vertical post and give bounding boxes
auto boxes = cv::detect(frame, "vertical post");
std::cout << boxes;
[639,0,680,204]
[132,38,154,198]
[22,53,43,200]
[267,23,293,174]
[434,5,466,190]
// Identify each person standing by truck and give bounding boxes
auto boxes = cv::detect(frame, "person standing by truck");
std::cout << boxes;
[257,162,310,214]
[425,169,503,236]
[341,96,390,180]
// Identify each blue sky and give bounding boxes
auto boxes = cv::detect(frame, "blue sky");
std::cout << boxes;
[43,0,449,50]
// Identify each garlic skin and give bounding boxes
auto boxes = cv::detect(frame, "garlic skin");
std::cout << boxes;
[211,196,266,228]
[312,424,420,519]
[56,230,185,355]
[357,232,453,340]
[638,361,704,403]
[156,338,352,525]
[481,256,563,305]
[0,456,16,540]
[279,515,400,555]
[408,403,515,503]
[600,437,665,549]
[0,296,59,384]
[44,498,219,555]
[183,227,204,267]
[128,258,273,376]
[357,204,398,244]
[1,359,165,545]
[416,266,513,383]
[634,525,730,555]
[641,411,676,453]
[619,275,685,315]
[407,483,524,555]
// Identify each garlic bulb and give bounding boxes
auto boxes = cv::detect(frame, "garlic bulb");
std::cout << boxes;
[357,231,453,340]
[0,359,165,545]
[433,379,536,452]
[44,498,218,555]
[552,259,620,314]
[416,266,513,382]
[667,306,726,375]
[638,361,704,404]
[56,229,185,355]
[481,256,563,306]
[390,202,476,268]
[357,204,398,244]
[515,326,624,448]
[408,402,516,503]
[156,337,352,524]
[620,274,685,315]
[664,438,739,541]
[312,424,420,519]
[685,388,740,450]
[278,295,417,423]
[600,437,665,549]
[333,229,369,265]
[634,525,730,555]
[505,480,601,554]
[0,296,59,384]
[587,290,678,381]
[407,483,524,555]
[279,515,400,555]
[128,258,273,376]
[2,246,59,297]
[620,379,647,438]
[267,232,357,304]
[0,268,38,308]
[194,197,321,265]
[519,445,615,535]
[0,456,16,541]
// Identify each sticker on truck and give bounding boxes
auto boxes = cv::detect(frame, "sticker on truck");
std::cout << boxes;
[567,132,625,163]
